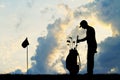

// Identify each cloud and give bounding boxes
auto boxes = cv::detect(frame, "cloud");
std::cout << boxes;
[29,19,60,74]
[28,4,79,74]
[11,69,23,74]
[87,0,95,3]
[15,16,23,29]
[73,2,96,19]
[94,36,120,73]
[40,7,52,14]
[0,4,6,8]
[96,0,120,36]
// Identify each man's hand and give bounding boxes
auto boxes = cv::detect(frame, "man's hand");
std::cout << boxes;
[77,39,80,43]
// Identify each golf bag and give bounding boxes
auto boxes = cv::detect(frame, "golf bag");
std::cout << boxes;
[66,36,81,74]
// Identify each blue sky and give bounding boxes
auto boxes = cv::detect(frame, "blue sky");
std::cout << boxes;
[0,0,120,74]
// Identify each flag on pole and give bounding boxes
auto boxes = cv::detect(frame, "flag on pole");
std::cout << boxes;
[22,37,29,48]
[21,37,29,74]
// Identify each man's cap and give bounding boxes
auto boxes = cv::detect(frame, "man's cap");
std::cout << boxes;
[80,20,88,27]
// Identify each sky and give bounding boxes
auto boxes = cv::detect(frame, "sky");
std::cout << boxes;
[0,0,120,74]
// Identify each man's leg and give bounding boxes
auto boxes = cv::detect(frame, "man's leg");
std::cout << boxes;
[87,52,94,75]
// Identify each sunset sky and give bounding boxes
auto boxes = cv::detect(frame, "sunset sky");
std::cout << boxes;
[0,0,120,74]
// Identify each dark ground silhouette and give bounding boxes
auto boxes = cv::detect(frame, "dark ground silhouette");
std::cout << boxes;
[0,74,120,80]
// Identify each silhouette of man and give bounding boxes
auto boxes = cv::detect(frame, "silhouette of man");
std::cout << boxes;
[77,20,97,75]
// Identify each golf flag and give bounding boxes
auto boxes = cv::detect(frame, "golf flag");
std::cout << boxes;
[22,38,29,48]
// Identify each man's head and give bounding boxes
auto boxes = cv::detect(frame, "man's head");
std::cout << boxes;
[80,20,88,29]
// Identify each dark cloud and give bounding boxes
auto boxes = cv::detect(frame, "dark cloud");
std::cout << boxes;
[73,2,96,19]
[11,69,23,74]
[93,0,120,73]
[94,36,120,73]
[28,18,62,74]
[96,0,120,35]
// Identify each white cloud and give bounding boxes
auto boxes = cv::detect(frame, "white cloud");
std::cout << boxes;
[87,0,95,3]
[0,4,6,8]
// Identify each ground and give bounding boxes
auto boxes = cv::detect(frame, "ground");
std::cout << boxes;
[0,74,120,80]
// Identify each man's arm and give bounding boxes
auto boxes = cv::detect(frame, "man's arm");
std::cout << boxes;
[77,37,87,43]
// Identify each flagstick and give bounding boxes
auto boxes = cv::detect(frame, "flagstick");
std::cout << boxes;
[26,46,28,74]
